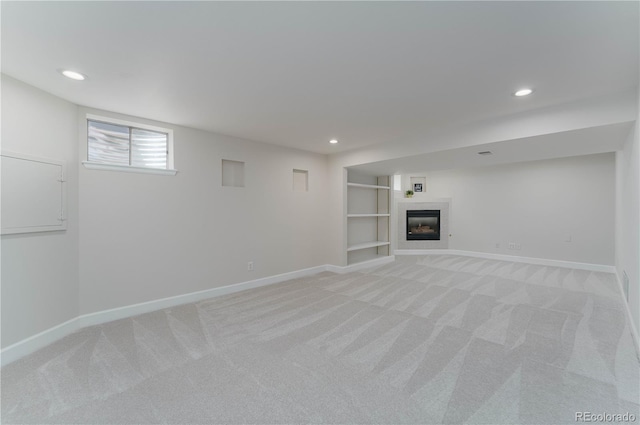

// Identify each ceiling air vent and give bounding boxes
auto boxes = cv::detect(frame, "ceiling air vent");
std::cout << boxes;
[478,151,493,156]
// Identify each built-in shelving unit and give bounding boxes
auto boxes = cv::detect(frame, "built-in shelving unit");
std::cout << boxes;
[347,182,391,190]
[346,171,391,265]
[346,241,391,252]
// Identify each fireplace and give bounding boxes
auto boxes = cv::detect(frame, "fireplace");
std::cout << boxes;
[407,210,440,240]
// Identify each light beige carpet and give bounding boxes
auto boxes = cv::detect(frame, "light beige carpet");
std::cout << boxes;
[2,255,639,424]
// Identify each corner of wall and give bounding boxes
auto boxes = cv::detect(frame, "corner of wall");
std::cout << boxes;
[614,91,640,339]
[1,75,80,349]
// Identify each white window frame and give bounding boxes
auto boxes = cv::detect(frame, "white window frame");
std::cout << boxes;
[82,114,177,176]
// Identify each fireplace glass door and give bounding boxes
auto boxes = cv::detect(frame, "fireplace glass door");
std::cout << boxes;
[407,210,440,240]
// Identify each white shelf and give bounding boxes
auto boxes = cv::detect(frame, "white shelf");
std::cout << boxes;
[347,241,391,252]
[346,173,391,265]
[347,182,391,190]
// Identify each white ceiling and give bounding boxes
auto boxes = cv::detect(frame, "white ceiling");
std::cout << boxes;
[349,122,634,176]
[2,1,638,154]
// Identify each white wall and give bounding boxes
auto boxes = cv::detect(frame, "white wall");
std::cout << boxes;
[78,107,331,315]
[1,75,79,348]
[616,117,640,334]
[2,77,331,353]
[399,153,616,265]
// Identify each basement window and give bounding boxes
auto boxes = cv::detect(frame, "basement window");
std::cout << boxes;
[82,114,177,175]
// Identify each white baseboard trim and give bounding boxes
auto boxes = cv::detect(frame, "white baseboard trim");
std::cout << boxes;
[2,250,616,367]
[615,271,640,358]
[78,265,328,329]
[2,255,402,366]
[394,249,616,273]
[1,264,327,367]
[0,316,81,367]
[326,255,396,274]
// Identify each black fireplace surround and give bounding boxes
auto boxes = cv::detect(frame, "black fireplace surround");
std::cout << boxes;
[407,210,441,240]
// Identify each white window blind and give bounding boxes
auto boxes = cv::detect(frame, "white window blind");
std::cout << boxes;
[131,128,168,169]
[88,119,169,170]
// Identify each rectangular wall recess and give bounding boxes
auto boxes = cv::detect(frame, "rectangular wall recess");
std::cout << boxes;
[222,159,245,187]
[293,169,308,192]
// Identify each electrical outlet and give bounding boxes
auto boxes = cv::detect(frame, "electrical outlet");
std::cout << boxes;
[495,243,500,248]
[514,243,521,250]
[247,261,254,271]
[508,242,516,250]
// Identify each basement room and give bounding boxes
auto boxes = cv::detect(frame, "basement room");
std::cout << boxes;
[1,1,639,424]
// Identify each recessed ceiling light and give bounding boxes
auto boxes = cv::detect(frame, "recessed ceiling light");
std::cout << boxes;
[514,88,533,97]
[60,69,86,81]
[329,139,339,144]
[478,151,493,156]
